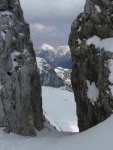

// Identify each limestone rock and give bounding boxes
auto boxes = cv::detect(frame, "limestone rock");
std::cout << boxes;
[69,0,113,132]
[0,0,44,136]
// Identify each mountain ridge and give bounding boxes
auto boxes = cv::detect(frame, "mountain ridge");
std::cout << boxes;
[35,43,72,69]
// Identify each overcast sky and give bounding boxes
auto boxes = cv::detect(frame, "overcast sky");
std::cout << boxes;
[20,0,86,48]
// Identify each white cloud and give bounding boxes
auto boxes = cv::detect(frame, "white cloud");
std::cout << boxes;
[30,23,67,47]
[32,23,45,31]
[20,0,86,47]
[30,23,58,38]
[20,0,86,24]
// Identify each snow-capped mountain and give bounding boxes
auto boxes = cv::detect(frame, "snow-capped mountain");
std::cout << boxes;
[35,44,72,69]
[39,43,54,51]
[36,57,64,87]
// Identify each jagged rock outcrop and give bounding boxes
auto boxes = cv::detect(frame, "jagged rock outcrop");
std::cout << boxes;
[69,0,113,132]
[0,0,44,136]
[36,57,64,87]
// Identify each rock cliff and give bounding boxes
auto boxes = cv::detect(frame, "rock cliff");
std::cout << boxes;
[36,57,64,87]
[0,0,44,136]
[69,0,113,132]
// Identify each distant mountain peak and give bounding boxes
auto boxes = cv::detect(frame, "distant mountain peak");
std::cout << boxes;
[40,43,54,51]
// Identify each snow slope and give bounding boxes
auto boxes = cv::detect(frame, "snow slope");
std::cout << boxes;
[42,86,78,132]
[0,87,113,150]
[0,115,113,150]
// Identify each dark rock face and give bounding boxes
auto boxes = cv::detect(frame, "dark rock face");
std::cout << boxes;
[0,0,44,136]
[69,0,113,132]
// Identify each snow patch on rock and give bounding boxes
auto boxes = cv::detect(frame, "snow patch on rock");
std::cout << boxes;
[1,31,6,39]
[108,59,113,95]
[86,80,99,103]
[95,5,101,13]
[0,11,13,16]
[11,51,20,71]
[108,59,113,83]
[86,36,113,52]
